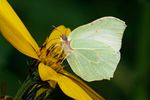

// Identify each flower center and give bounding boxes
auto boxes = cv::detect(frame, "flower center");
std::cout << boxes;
[38,40,65,72]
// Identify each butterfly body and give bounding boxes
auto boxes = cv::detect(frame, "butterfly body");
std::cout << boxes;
[61,34,73,55]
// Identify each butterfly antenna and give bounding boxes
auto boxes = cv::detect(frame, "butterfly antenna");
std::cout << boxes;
[51,25,66,39]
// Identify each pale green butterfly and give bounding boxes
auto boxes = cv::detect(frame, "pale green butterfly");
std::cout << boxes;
[62,16,126,82]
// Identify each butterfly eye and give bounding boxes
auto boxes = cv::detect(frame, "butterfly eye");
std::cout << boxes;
[61,34,68,41]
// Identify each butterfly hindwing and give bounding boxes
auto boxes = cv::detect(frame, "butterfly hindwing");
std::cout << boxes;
[67,44,120,82]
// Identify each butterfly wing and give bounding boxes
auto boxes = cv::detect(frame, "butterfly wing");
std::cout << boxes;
[66,17,126,81]
[67,40,120,81]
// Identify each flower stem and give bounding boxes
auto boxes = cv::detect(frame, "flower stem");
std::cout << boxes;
[13,77,35,100]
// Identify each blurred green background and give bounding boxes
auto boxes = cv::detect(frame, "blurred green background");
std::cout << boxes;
[0,0,150,100]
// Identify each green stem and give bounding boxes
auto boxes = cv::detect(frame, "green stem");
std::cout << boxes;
[13,77,34,100]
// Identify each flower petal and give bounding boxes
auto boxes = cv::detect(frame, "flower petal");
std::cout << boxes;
[38,63,58,81]
[57,74,92,100]
[0,0,39,59]
[38,63,93,99]
[46,25,71,49]
[62,70,105,100]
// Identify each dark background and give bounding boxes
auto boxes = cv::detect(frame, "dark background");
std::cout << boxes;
[0,0,150,100]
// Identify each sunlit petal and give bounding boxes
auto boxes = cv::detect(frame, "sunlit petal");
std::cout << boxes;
[38,63,92,99]
[0,0,39,58]
[38,63,58,81]
[62,70,105,100]
[57,74,92,100]
[46,25,71,49]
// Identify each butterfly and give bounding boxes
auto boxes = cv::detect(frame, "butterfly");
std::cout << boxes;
[54,16,126,82]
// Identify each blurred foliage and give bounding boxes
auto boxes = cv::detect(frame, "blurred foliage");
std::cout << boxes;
[0,0,150,100]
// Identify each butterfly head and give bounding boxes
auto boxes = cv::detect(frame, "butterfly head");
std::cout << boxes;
[61,34,73,55]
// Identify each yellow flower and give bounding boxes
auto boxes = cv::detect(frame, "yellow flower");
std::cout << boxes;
[0,0,104,100]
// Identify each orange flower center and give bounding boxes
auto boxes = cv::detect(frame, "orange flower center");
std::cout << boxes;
[38,40,65,72]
